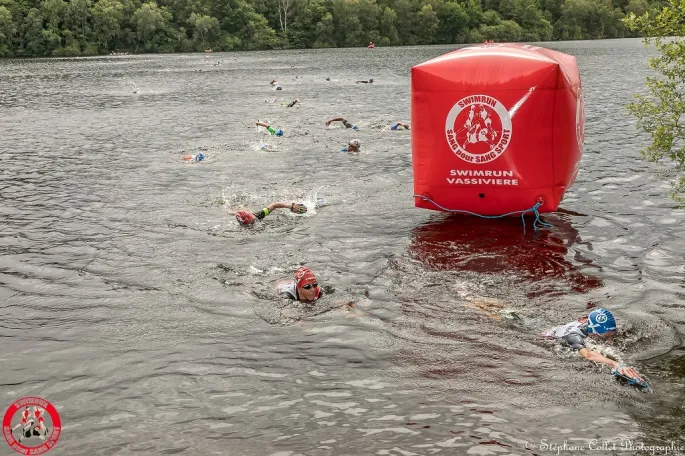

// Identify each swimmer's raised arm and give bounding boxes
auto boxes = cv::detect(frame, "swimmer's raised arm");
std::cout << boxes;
[256,121,284,136]
[236,202,307,225]
[325,116,345,127]
[264,202,307,214]
[578,348,643,381]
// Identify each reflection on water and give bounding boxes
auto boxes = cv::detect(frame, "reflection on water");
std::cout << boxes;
[409,213,603,297]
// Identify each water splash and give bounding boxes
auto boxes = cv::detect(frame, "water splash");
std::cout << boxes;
[298,188,326,217]
[251,142,275,151]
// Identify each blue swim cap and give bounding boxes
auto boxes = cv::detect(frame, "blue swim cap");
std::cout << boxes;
[352,125,359,131]
[276,129,284,137]
[587,308,616,335]
[195,152,205,162]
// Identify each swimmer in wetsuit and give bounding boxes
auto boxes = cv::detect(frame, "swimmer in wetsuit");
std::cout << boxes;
[355,78,374,84]
[276,267,322,303]
[256,120,284,136]
[183,152,205,162]
[235,202,307,225]
[286,98,300,108]
[341,139,361,153]
[390,121,410,130]
[543,308,644,382]
[325,116,359,130]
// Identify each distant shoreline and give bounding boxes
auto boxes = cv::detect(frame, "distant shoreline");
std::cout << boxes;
[0,37,650,61]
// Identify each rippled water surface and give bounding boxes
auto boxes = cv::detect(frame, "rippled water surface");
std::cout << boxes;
[1,39,684,455]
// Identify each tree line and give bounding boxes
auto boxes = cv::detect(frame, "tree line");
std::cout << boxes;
[0,0,663,57]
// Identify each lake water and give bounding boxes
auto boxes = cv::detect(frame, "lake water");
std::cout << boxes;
[1,39,684,455]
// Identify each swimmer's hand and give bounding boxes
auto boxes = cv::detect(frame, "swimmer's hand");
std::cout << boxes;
[612,363,644,382]
[291,203,307,214]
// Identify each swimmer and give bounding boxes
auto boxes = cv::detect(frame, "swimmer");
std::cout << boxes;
[325,116,359,130]
[355,78,374,84]
[543,308,644,383]
[270,79,278,85]
[183,152,205,162]
[276,267,321,303]
[286,98,300,108]
[390,121,410,130]
[235,202,307,225]
[256,121,284,136]
[341,139,361,153]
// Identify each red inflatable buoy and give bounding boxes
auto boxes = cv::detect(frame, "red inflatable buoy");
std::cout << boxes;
[411,43,584,215]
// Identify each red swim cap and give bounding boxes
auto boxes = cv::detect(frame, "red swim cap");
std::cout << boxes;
[295,267,317,288]
[235,211,255,225]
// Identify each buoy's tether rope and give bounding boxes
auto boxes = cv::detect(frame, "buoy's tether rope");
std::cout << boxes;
[413,194,554,233]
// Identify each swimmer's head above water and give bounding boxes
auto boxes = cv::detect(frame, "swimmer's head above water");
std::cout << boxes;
[347,139,361,152]
[295,267,320,303]
[586,308,617,338]
[235,210,256,225]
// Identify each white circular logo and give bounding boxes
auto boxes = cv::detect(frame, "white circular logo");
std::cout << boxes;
[445,95,513,164]
[595,312,607,323]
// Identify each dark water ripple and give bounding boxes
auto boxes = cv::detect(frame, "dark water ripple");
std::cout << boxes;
[1,39,684,455]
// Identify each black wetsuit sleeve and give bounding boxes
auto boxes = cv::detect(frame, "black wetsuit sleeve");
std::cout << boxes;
[342,120,352,128]
[561,333,586,350]
[254,209,269,220]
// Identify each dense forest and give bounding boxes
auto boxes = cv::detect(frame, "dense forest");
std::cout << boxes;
[0,0,662,56]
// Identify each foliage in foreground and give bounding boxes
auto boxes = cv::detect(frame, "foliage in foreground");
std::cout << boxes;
[0,0,664,57]
[624,0,685,205]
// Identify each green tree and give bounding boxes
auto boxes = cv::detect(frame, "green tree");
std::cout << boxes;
[289,0,325,47]
[313,11,334,47]
[188,12,219,47]
[38,0,67,54]
[218,0,278,49]
[539,0,564,23]
[479,18,522,41]
[92,0,124,51]
[556,0,624,39]
[415,4,439,43]
[66,0,91,43]
[435,1,468,43]
[392,0,418,44]
[132,2,172,50]
[624,0,685,205]
[378,6,399,45]
[518,0,552,41]
[0,5,15,55]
